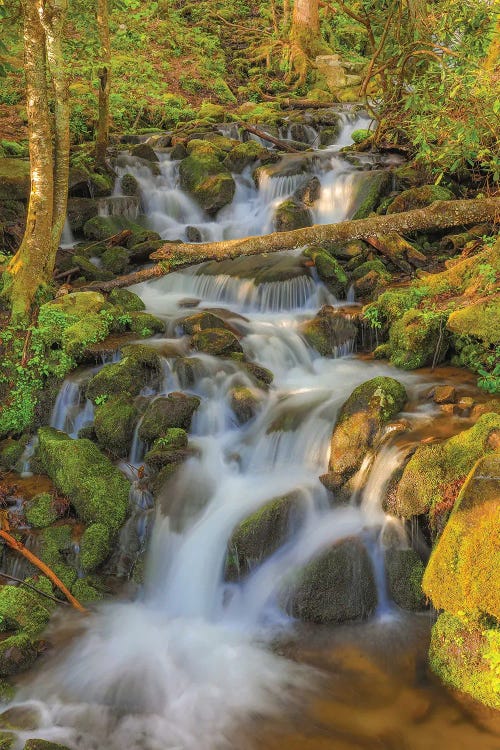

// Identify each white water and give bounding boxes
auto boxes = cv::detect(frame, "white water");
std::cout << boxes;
[3,113,427,750]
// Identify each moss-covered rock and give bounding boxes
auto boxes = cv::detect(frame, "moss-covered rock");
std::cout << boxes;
[179,144,235,213]
[0,159,30,201]
[301,306,357,357]
[38,427,130,532]
[283,538,377,623]
[108,288,145,312]
[422,452,500,620]
[25,493,59,529]
[120,173,140,196]
[130,143,159,162]
[191,327,243,356]
[385,548,426,610]
[94,395,138,457]
[139,393,200,443]
[66,197,100,232]
[429,612,500,710]
[101,246,129,274]
[387,309,448,370]
[23,741,72,750]
[351,259,391,281]
[351,171,392,220]
[386,184,454,214]
[321,377,407,490]
[392,413,500,522]
[351,128,371,144]
[37,292,112,361]
[72,255,114,282]
[303,246,347,297]
[230,386,261,424]
[447,296,499,347]
[0,583,53,636]
[224,141,268,173]
[83,216,160,246]
[274,198,312,232]
[178,311,235,335]
[70,578,104,603]
[86,344,162,401]
[0,438,27,471]
[0,634,38,678]
[79,523,112,573]
[61,313,110,359]
[242,361,274,389]
[226,494,305,580]
[128,311,165,336]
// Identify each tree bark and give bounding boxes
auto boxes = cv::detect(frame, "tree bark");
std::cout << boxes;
[239,123,300,152]
[39,0,70,257]
[6,0,54,319]
[81,197,500,292]
[289,0,326,86]
[95,0,111,169]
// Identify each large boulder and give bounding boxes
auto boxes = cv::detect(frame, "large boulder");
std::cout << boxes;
[230,386,262,425]
[93,395,139,457]
[191,328,243,357]
[300,306,357,357]
[391,413,500,524]
[387,309,448,370]
[38,427,130,532]
[321,377,407,491]
[223,141,268,173]
[351,171,392,220]
[179,141,235,213]
[274,198,312,232]
[226,494,306,580]
[386,185,454,214]
[83,215,160,247]
[138,393,200,443]
[283,538,377,623]
[86,344,162,401]
[178,311,236,336]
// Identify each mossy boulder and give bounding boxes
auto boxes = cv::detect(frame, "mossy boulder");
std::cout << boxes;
[351,171,392,220]
[351,128,371,144]
[386,184,454,214]
[138,393,200,443]
[274,198,312,232]
[191,328,243,357]
[385,548,426,610]
[226,494,306,580]
[387,309,448,370]
[94,395,138,457]
[392,413,500,522]
[429,612,500,710]
[301,306,357,357]
[120,173,140,196]
[72,255,114,282]
[0,438,27,471]
[303,246,347,297]
[128,311,165,336]
[130,144,159,162]
[61,313,110,359]
[66,197,100,232]
[79,523,112,573]
[37,291,111,360]
[83,216,160,247]
[283,538,377,623]
[25,493,59,529]
[179,146,235,213]
[178,311,235,335]
[0,159,30,201]
[447,296,499,347]
[230,386,261,424]
[38,427,130,532]
[0,583,53,636]
[224,141,267,173]
[422,453,500,620]
[101,246,129,274]
[86,344,162,401]
[70,578,104,603]
[242,361,274,389]
[23,741,72,750]
[0,634,38,678]
[321,377,407,491]
[351,259,391,282]
[108,288,145,312]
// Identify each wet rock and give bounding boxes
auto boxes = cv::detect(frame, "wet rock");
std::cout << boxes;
[68,168,113,199]
[386,185,454,214]
[330,239,367,261]
[351,171,392,220]
[173,357,209,388]
[128,238,165,263]
[128,311,165,336]
[86,344,162,401]
[108,288,145,312]
[66,197,99,232]
[25,492,59,529]
[199,252,310,284]
[284,538,377,623]
[319,124,341,146]
[101,246,129,274]
[94,395,138,457]
[429,612,500,710]
[274,198,312,232]
[130,143,159,162]
[352,270,385,299]
[138,393,200,443]
[457,396,474,413]
[83,216,160,246]
[431,385,456,405]
[300,306,357,357]
[385,548,426,610]
[393,413,500,522]
[171,143,188,160]
[230,386,262,424]
[242,361,274,389]
[471,400,500,420]
[226,494,306,580]
[186,225,202,242]
[223,141,268,173]
[179,141,236,213]
[321,376,407,491]
[191,328,243,357]
[303,246,347,297]
[0,158,30,201]
[0,634,38,678]
[120,173,140,196]
[178,311,235,336]
[23,741,72,750]
[38,427,130,532]
[294,176,321,206]
[72,256,114,282]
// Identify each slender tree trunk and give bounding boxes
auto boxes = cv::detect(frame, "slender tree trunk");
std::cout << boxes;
[39,0,70,257]
[283,0,291,29]
[96,0,111,170]
[289,0,327,86]
[7,0,54,319]
[485,12,500,70]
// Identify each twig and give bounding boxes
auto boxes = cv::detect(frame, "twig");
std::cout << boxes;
[0,572,70,606]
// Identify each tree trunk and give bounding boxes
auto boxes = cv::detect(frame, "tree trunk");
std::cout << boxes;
[289,0,325,86]
[95,0,111,169]
[39,0,70,257]
[485,12,500,71]
[81,197,500,292]
[6,0,54,319]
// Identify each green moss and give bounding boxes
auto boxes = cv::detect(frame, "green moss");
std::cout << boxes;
[429,613,500,710]
[25,493,58,529]
[120,173,139,196]
[139,393,200,442]
[86,344,161,401]
[0,584,53,637]
[94,395,138,457]
[0,438,27,471]
[128,311,165,335]
[191,328,243,356]
[351,259,391,281]
[71,578,104,603]
[23,741,73,750]
[152,429,188,451]
[80,523,112,572]
[101,246,129,275]
[108,289,145,312]
[61,313,110,359]
[303,247,347,296]
[179,148,235,213]
[38,428,130,532]
[197,103,226,122]
[0,679,15,703]
[447,297,499,347]
[83,216,160,246]
[385,548,426,610]
[351,128,371,143]
[39,525,73,569]
[0,633,38,677]
[388,309,448,370]
[274,198,312,232]
[395,413,500,520]
[386,184,454,214]
[351,171,391,220]
[73,256,114,282]
[223,141,267,173]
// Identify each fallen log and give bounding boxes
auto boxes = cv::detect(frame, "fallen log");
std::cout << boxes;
[80,197,500,292]
[238,123,300,153]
